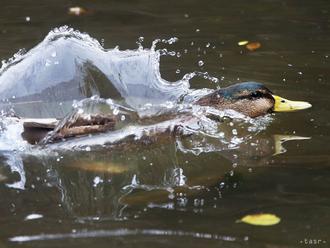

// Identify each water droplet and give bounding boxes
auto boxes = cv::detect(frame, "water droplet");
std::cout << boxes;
[93,176,103,187]
[211,77,219,83]
[25,213,43,221]
[168,193,175,199]
[168,51,176,56]
[170,37,178,44]
[218,132,225,138]
[176,69,181,74]
[106,99,113,105]
[113,108,119,115]
[136,36,144,49]
[198,60,204,67]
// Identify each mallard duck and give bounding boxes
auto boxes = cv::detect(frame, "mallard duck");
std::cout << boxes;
[196,82,312,118]
[21,82,312,144]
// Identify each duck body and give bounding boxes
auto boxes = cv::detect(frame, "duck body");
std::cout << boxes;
[19,82,311,145]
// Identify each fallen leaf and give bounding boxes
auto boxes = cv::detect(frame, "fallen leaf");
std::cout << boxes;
[238,40,249,46]
[246,42,261,51]
[238,213,281,226]
[68,7,88,16]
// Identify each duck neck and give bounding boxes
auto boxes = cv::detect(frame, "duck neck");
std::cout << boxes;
[195,89,227,107]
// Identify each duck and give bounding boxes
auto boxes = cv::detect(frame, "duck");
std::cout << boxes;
[20,82,312,144]
[196,82,311,118]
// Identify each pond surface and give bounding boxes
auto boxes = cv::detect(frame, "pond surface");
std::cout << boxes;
[0,0,330,247]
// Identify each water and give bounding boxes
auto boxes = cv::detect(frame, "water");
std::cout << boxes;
[0,0,330,247]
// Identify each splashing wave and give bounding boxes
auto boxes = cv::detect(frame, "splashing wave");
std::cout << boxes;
[0,26,272,154]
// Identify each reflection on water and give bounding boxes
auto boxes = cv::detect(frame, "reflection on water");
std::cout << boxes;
[0,0,330,247]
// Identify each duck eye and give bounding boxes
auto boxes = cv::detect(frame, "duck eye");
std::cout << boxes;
[250,91,262,98]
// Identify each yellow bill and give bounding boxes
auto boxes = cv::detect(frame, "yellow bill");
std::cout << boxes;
[272,95,312,112]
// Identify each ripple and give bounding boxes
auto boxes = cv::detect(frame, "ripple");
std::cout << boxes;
[10,228,240,243]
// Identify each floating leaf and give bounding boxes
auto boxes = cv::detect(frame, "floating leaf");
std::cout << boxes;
[238,40,249,46]
[68,7,88,16]
[239,213,280,226]
[246,42,261,51]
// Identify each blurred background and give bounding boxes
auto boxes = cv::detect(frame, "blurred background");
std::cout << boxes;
[0,0,330,247]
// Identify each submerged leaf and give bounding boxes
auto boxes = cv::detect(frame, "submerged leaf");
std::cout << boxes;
[70,161,130,174]
[239,213,280,226]
[246,42,261,51]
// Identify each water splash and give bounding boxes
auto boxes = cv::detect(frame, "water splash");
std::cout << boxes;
[0,26,189,118]
[3,152,26,190]
[0,117,28,152]
[0,26,272,155]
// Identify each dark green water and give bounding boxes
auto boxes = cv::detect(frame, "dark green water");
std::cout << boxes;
[0,0,330,247]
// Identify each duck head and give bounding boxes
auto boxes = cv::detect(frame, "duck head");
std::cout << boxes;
[196,82,312,118]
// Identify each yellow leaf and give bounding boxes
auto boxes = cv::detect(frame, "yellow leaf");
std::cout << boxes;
[239,213,281,226]
[238,40,249,46]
